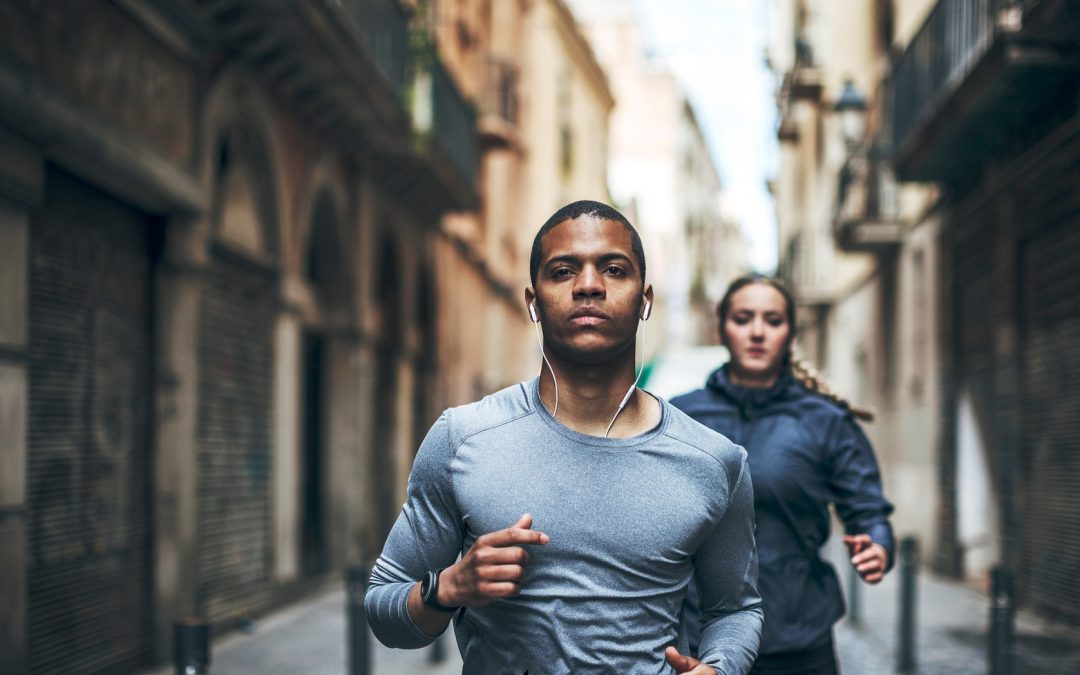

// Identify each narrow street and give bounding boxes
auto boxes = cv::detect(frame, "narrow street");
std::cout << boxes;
[5,1,1079,672]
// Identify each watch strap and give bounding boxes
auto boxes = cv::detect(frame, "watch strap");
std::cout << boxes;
[421,569,459,613]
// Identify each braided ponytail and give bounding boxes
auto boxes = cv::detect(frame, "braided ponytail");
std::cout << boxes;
[789,355,875,422]
[718,274,874,423]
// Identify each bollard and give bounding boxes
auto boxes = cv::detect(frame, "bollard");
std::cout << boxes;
[847,562,862,626]
[428,632,446,664]
[174,619,210,675]
[896,536,918,673]
[347,563,372,675]
[989,566,1015,675]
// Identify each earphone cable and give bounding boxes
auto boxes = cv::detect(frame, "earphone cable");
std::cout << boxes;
[533,318,559,418]
[604,316,647,438]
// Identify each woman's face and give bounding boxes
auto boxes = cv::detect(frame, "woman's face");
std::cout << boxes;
[721,283,792,386]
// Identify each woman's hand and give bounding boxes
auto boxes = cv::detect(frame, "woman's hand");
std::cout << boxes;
[664,646,718,674]
[843,534,888,584]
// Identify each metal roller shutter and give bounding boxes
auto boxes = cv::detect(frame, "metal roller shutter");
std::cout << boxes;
[196,251,276,624]
[27,169,156,674]
[1017,143,1080,624]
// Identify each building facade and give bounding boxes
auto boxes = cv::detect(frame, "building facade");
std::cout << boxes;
[0,0,478,671]
[770,0,1080,628]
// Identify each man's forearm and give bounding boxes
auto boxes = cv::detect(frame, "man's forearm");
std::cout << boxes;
[406,581,456,637]
[365,562,446,649]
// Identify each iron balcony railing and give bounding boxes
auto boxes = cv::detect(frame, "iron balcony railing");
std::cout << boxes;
[330,0,476,197]
[779,229,834,304]
[327,0,411,94]
[834,139,904,252]
[479,57,520,126]
[411,53,478,193]
[891,0,1009,158]
[430,57,477,188]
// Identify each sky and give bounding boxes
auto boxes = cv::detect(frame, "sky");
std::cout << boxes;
[633,0,779,273]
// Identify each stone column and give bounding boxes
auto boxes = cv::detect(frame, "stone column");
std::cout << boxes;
[272,308,302,582]
[152,218,208,662]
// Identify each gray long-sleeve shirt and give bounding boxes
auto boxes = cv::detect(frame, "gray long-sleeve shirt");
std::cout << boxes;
[365,378,763,674]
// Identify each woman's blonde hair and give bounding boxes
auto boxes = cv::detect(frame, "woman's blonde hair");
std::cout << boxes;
[717,275,874,422]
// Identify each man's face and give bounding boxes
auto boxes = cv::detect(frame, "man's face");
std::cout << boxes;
[528,216,649,364]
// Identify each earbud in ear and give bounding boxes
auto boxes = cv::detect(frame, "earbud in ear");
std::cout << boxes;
[642,299,652,321]
[528,302,539,323]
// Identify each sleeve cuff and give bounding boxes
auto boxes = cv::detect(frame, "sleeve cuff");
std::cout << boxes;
[866,522,896,571]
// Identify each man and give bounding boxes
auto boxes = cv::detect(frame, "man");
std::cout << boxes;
[365,200,762,674]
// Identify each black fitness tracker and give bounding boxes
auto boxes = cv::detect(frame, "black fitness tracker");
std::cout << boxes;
[420,569,459,613]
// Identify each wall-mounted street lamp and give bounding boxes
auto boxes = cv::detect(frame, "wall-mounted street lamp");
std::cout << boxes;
[834,78,867,148]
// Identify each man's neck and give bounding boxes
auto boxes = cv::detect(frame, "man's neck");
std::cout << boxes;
[537,356,659,438]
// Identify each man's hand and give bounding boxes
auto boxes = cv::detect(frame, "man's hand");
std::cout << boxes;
[664,646,717,674]
[441,513,549,607]
[843,534,888,584]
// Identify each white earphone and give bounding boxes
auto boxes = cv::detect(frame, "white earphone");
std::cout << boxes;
[530,300,559,416]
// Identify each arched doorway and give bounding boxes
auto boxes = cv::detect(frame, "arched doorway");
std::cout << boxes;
[299,190,349,575]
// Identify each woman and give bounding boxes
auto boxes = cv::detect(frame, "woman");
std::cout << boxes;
[671,275,894,674]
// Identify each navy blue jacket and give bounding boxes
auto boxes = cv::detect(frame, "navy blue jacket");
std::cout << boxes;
[671,364,894,655]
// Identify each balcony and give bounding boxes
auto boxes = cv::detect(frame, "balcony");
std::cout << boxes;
[779,229,835,306]
[787,37,824,103]
[409,54,479,210]
[199,0,412,145]
[199,0,477,213]
[476,57,522,149]
[891,0,1080,184]
[331,0,410,94]
[776,34,822,145]
[834,140,905,254]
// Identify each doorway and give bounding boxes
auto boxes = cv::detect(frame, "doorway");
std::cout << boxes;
[301,331,327,575]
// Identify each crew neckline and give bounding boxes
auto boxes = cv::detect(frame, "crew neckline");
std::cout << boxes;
[525,377,668,449]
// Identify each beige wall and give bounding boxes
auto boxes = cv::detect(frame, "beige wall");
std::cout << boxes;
[522,0,613,218]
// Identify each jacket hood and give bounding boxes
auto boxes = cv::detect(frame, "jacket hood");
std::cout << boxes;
[705,363,803,418]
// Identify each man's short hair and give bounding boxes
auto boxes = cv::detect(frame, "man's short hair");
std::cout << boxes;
[529,200,646,285]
